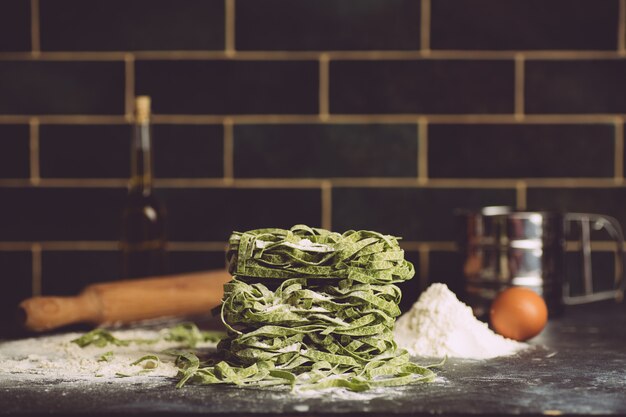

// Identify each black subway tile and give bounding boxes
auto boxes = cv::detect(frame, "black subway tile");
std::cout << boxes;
[526,60,626,114]
[429,124,615,178]
[135,60,318,115]
[0,124,29,179]
[40,125,130,179]
[431,0,619,51]
[330,60,514,114]
[234,124,417,178]
[153,125,224,179]
[41,251,121,296]
[236,0,420,51]
[0,61,125,115]
[158,188,321,241]
[39,124,224,179]
[332,188,516,241]
[429,250,466,300]
[40,0,224,51]
[0,188,126,241]
[168,251,227,275]
[0,251,32,337]
[527,188,626,234]
[0,0,30,52]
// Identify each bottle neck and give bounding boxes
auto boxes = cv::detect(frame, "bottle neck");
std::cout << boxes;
[130,120,153,195]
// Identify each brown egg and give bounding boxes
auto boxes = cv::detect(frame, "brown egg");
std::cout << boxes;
[490,287,548,341]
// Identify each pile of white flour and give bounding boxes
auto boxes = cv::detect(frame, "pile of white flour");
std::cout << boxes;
[0,329,217,381]
[394,283,526,359]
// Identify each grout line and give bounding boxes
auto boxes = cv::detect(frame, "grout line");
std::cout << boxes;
[417,118,428,184]
[0,52,126,61]
[318,53,330,121]
[334,177,617,188]
[124,54,135,121]
[157,178,324,188]
[0,179,32,187]
[0,115,128,124]
[0,240,615,252]
[514,54,525,120]
[0,240,457,251]
[3,114,626,125]
[615,119,624,185]
[138,51,314,60]
[39,241,119,250]
[225,0,236,56]
[420,0,431,54]
[1,177,625,189]
[144,113,621,124]
[31,243,42,296]
[153,115,319,124]
[516,181,527,210]
[321,180,332,230]
[401,241,457,251]
[30,0,40,56]
[29,118,40,185]
[314,50,626,60]
[1,241,230,251]
[617,0,626,56]
[223,118,234,183]
[0,242,33,250]
[5,50,626,61]
[167,242,229,251]
[0,178,128,188]
[153,114,626,124]
[419,246,430,288]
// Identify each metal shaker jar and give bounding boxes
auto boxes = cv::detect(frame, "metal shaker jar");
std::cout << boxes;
[456,206,625,318]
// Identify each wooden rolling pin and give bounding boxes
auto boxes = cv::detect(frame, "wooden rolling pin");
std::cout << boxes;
[19,269,231,332]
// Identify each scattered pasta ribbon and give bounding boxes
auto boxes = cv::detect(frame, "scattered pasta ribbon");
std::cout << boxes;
[71,323,225,349]
[174,225,436,391]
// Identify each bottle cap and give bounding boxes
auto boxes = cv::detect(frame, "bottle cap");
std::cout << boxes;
[135,96,151,123]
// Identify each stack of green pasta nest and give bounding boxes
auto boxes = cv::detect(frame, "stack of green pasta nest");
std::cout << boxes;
[176,225,435,391]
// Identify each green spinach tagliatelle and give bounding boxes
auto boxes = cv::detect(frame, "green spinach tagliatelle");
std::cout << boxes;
[174,225,437,391]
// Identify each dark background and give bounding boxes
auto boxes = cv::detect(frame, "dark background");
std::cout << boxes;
[1,0,625,333]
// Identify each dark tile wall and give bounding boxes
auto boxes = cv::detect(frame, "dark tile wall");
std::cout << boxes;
[330,60,514,114]
[0,0,30,52]
[332,188,516,241]
[236,0,421,51]
[0,61,125,115]
[39,125,131,178]
[0,125,29,178]
[135,60,319,115]
[526,60,626,114]
[161,188,322,241]
[40,0,225,51]
[233,124,418,178]
[428,124,615,178]
[430,0,619,50]
[1,0,626,327]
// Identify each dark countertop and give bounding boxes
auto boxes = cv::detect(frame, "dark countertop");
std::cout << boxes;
[1,302,626,417]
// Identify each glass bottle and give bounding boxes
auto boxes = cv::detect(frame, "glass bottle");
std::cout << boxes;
[120,96,167,278]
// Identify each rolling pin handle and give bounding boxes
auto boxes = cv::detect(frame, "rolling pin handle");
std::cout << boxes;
[19,294,101,332]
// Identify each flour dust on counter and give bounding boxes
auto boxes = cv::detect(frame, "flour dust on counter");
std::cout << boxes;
[0,327,218,383]
[0,326,444,401]
[394,283,527,359]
